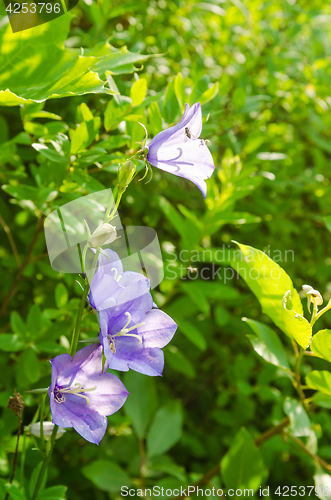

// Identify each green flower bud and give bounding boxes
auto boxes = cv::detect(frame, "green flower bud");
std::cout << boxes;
[118,161,136,191]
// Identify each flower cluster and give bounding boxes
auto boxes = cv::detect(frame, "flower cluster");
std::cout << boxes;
[47,102,211,445]
[49,251,177,444]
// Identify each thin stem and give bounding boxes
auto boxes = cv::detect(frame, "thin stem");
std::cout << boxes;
[4,413,23,500]
[294,347,306,407]
[40,395,46,451]
[70,278,90,357]
[312,298,331,327]
[31,425,58,500]
[0,212,20,267]
[174,417,290,499]
[139,439,146,496]
[286,433,331,474]
[20,431,26,488]
[0,215,44,320]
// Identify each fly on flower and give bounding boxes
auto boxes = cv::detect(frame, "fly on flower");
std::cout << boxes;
[147,102,215,198]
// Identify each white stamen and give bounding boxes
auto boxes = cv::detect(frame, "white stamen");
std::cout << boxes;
[57,383,97,405]
[112,312,145,343]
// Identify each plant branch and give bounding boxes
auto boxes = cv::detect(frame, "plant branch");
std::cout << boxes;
[0,212,20,267]
[0,215,44,320]
[174,417,290,499]
[285,433,331,474]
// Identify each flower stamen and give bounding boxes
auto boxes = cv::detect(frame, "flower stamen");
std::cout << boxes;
[55,383,97,405]
[112,312,145,343]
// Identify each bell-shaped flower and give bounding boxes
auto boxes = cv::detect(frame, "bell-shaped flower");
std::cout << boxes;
[49,344,128,444]
[147,102,215,198]
[89,250,177,376]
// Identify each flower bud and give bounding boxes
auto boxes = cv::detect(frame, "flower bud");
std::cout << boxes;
[118,161,136,191]
[302,284,323,312]
[28,422,66,439]
[87,223,116,248]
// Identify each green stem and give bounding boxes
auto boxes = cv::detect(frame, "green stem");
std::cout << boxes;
[70,278,90,357]
[31,425,58,500]
[311,298,331,327]
[40,395,46,451]
[32,185,126,497]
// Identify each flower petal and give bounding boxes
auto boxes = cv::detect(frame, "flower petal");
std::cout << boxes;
[139,309,177,348]
[50,393,108,445]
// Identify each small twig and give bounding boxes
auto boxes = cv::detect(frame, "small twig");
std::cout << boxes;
[285,433,331,474]
[0,212,20,267]
[0,215,44,320]
[174,417,290,499]
[5,393,24,500]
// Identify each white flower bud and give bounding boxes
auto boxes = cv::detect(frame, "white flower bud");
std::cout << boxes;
[87,223,117,248]
[29,422,66,439]
[302,284,323,312]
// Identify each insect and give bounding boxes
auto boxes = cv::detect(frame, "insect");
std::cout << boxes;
[184,127,193,140]
[184,127,209,146]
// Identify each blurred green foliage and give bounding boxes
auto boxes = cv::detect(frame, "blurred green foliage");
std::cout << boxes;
[1,0,331,498]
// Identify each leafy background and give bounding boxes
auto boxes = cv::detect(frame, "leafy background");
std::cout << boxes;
[1,0,331,498]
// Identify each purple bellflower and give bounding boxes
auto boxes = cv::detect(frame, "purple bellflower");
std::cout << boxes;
[49,344,128,444]
[89,250,177,376]
[147,102,215,198]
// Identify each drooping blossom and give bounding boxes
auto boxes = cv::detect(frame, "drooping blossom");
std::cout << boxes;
[89,249,177,376]
[29,422,66,440]
[147,102,215,198]
[49,344,128,444]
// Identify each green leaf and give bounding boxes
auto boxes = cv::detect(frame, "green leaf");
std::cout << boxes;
[311,330,331,363]
[157,196,200,249]
[282,290,312,349]
[21,349,40,383]
[55,284,68,309]
[104,97,131,131]
[163,79,180,124]
[147,401,182,457]
[283,398,310,437]
[82,461,132,493]
[146,455,187,482]
[306,371,331,396]
[189,75,210,105]
[32,144,68,165]
[178,320,207,351]
[130,78,148,106]
[0,18,121,106]
[312,392,331,409]
[199,82,219,105]
[221,428,265,493]
[123,371,157,439]
[174,73,186,111]
[232,87,246,109]
[164,346,196,378]
[27,304,42,340]
[230,242,303,335]
[4,483,27,500]
[3,184,39,201]
[243,318,290,370]
[323,215,331,234]
[39,485,67,500]
[181,282,210,316]
[148,101,163,136]
[10,311,26,338]
[0,334,24,352]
